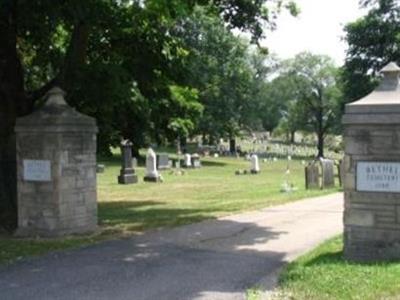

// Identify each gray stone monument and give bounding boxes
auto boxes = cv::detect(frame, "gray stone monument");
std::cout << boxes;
[144,148,162,182]
[157,153,170,170]
[342,62,400,261]
[305,161,320,189]
[96,164,105,173]
[191,153,201,168]
[15,87,98,237]
[118,140,138,184]
[320,158,335,188]
[183,153,192,168]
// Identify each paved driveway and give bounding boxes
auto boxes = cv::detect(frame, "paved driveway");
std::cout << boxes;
[0,193,343,300]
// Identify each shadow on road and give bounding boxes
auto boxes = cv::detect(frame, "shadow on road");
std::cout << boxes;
[0,216,288,300]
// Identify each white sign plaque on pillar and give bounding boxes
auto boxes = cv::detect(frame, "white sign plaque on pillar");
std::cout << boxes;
[357,161,400,193]
[23,159,51,182]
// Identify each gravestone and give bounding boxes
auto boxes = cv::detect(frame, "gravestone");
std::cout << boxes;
[305,161,320,189]
[132,157,138,168]
[118,140,138,184]
[157,153,170,170]
[144,148,162,182]
[174,159,181,169]
[191,153,201,168]
[342,62,400,261]
[320,158,335,188]
[250,154,260,174]
[184,153,192,168]
[96,164,105,173]
[15,87,98,237]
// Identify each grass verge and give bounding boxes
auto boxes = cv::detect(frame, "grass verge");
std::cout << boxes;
[276,235,400,300]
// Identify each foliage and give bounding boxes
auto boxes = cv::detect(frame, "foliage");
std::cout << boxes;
[279,53,342,157]
[0,0,297,230]
[167,85,203,139]
[261,68,305,137]
[174,8,276,141]
[341,0,400,105]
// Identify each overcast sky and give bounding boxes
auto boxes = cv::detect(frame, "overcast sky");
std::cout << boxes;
[262,0,368,66]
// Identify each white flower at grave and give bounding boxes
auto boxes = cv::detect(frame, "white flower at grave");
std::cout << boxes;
[285,168,290,175]
[287,155,292,161]
[214,153,219,158]
[301,160,306,165]
[273,157,277,162]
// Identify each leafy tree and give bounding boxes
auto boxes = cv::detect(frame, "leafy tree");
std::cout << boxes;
[174,8,276,150]
[258,65,300,137]
[341,0,400,104]
[0,0,296,230]
[282,53,341,157]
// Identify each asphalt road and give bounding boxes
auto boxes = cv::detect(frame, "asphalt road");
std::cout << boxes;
[0,193,343,300]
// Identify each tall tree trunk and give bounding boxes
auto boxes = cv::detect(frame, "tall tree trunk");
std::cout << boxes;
[0,1,30,231]
[229,138,236,154]
[290,130,295,143]
[59,22,89,91]
[317,131,324,158]
[316,98,324,158]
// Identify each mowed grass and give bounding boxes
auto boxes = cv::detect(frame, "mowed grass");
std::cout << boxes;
[276,236,400,300]
[97,155,338,234]
[0,155,338,264]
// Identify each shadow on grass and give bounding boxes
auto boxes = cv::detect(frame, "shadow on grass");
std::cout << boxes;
[98,154,146,167]
[303,251,343,266]
[98,200,219,232]
[200,160,228,167]
[303,250,400,267]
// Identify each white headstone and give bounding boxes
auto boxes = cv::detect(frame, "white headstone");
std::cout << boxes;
[145,148,159,178]
[184,153,192,167]
[251,154,260,173]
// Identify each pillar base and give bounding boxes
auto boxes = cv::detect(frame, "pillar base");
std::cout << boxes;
[118,174,138,184]
[144,176,162,182]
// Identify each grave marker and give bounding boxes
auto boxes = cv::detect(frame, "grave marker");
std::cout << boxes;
[320,158,335,188]
[118,140,138,184]
[157,153,170,170]
[144,148,162,182]
[250,154,260,174]
[305,162,320,189]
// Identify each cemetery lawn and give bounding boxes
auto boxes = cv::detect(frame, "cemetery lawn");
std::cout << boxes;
[276,235,400,300]
[97,156,338,235]
[0,156,338,265]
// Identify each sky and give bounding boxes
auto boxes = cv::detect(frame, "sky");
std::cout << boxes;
[262,0,368,66]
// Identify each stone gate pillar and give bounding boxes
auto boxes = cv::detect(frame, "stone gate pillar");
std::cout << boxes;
[15,87,98,237]
[342,62,400,261]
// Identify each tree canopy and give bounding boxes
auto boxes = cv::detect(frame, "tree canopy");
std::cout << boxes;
[341,0,400,104]
[0,0,297,230]
[267,53,341,157]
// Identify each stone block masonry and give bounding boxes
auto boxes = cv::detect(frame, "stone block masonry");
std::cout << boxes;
[342,62,400,261]
[14,87,98,237]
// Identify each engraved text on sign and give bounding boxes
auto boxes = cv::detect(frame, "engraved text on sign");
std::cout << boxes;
[23,160,51,182]
[357,162,400,192]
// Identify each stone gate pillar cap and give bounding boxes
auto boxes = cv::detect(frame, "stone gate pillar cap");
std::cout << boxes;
[380,62,400,74]
[45,87,67,106]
